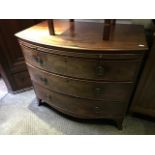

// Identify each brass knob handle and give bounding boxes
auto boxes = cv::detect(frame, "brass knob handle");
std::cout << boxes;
[33,55,44,66]
[95,106,103,113]
[95,87,102,96]
[39,77,48,85]
[38,58,43,66]
[96,65,104,76]
[95,106,100,109]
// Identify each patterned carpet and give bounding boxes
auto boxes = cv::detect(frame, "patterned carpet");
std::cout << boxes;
[0,87,155,135]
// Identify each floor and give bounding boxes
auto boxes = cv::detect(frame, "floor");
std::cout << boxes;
[0,78,155,135]
[0,78,8,100]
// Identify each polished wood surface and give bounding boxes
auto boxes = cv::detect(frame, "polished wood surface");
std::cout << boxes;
[33,82,127,119]
[21,44,143,81]
[47,20,55,35]
[15,20,148,129]
[130,33,155,117]
[47,19,116,41]
[27,63,134,101]
[15,20,147,51]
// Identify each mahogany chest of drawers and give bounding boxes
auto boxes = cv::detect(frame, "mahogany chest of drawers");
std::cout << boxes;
[15,20,148,129]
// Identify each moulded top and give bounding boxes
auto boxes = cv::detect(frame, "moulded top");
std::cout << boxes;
[15,20,148,52]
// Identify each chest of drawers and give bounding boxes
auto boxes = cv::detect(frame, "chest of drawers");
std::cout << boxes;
[15,20,148,129]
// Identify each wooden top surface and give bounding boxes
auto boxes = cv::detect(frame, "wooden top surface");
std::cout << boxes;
[15,20,148,51]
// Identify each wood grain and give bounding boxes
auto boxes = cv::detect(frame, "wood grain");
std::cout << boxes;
[22,45,143,81]
[33,82,127,119]
[15,20,148,51]
[15,20,147,129]
[28,63,134,101]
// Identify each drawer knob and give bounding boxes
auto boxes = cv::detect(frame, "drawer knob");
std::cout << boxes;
[33,55,44,66]
[96,65,104,76]
[95,106,103,113]
[95,106,100,109]
[95,87,102,96]
[39,58,44,66]
[39,77,48,85]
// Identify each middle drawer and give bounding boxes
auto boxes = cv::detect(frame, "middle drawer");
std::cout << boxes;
[27,63,134,101]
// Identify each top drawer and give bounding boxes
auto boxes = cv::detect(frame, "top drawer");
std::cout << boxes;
[21,45,143,82]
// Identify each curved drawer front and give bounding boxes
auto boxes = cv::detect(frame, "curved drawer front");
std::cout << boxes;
[33,83,127,118]
[22,46,142,82]
[28,64,133,101]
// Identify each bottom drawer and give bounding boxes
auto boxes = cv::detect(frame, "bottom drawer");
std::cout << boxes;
[33,83,128,119]
[13,71,32,90]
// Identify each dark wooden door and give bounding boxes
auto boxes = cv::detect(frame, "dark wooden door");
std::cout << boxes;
[0,19,43,93]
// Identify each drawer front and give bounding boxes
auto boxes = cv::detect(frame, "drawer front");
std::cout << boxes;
[22,46,142,82]
[28,64,133,101]
[33,83,127,118]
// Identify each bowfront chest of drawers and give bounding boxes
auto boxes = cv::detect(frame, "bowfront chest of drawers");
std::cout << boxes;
[15,20,148,129]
